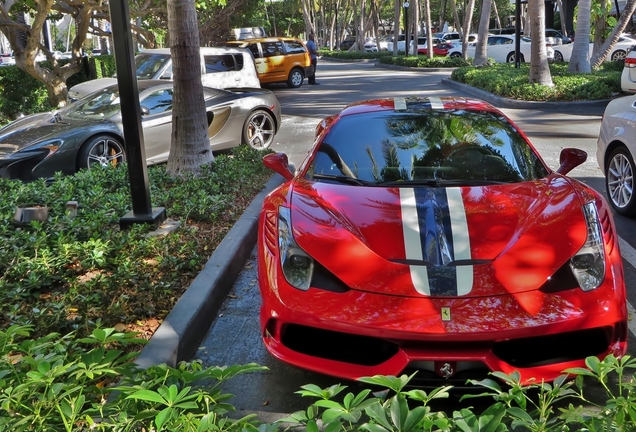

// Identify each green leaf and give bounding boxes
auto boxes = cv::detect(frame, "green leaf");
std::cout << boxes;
[126,389,167,404]
[155,406,174,430]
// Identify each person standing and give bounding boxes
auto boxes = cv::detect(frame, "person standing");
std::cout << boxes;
[306,33,319,85]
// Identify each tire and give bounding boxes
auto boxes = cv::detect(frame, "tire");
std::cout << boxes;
[612,50,627,61]
[77,135,126,170]
[606,146,636,216]
[554,50,564,62]
[506,52,525,63]
[243,110,276,150]
[450,52,462,58]
[287,68,304,88]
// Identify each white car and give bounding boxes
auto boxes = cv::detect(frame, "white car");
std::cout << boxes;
[447,35,554,63]
[67,47,261,102]
[597,94,636,216]
[554,35,636,63]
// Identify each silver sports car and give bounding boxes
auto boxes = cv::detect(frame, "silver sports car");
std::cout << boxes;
[0,80,281,181]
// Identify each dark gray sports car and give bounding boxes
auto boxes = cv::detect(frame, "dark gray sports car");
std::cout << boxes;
[0,80,281,181]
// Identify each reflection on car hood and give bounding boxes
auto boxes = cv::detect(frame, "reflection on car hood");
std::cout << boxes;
[290,175,586,299]
[0,112,109,154]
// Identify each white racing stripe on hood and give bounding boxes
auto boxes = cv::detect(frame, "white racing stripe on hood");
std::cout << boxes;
[400,187,474,296]
[429,97,444,109]
[447,187,474,295]
[400,188,430,295]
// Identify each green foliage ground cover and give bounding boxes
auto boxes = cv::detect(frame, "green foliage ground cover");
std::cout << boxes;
[451,61,622,101]
[0,146,271,341]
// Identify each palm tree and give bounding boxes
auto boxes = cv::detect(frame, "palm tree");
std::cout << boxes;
[474,0,493,66]
[568,0,592,73]
[166,0,215,177]
[591,0,636,67]
[528,0,553,85]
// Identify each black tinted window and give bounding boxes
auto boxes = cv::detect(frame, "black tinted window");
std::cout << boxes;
[141,89,173,115]
[308,109,548,184]
[262,41,285,57]
[203,54,236,72]
[284,40,307,54]
[135,53,171,79]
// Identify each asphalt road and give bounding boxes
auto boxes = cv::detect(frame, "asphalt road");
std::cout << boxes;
[193,59,636,421]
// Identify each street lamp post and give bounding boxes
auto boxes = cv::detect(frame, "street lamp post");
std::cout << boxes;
[403,1,410,56]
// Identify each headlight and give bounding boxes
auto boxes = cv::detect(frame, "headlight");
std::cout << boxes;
[278,206,314,291]
[569,202,605,291]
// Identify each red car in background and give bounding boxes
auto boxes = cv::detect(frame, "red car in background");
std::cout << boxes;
[257,96,627,387]
[418,42,458,56]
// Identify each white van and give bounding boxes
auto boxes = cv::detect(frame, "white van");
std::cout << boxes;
[68,47,260,102]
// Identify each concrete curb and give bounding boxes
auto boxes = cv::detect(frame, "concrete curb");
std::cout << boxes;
[441,77,612,115]
[135,174,284,369]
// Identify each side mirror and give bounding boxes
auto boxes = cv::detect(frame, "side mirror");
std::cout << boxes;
[556,148,587,175]
[263,152,295,180]
[140,106,150,116]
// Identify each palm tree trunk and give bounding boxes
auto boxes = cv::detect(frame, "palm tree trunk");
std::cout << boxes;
[528,0,553,85]
[166,0,214,177]
[591,0,636,66]
[474,0,492,65]
[568,0,591,72]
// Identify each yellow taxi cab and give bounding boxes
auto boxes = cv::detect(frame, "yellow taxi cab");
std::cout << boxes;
[225,37,312,88]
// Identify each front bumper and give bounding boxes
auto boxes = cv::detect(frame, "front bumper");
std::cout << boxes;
[258,248,627,386]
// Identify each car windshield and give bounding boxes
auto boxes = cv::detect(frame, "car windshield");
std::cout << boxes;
[64,87,121,119]
[307,108,549,186]
[135,53,171,79]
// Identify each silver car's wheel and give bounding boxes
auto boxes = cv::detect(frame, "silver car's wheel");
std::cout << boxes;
[450,52,462,58]
[287,68,304,88]
[554,50,564,62]
[612,50,627,61]
[243,110,276,150]
[606,146,636,216]
[78,135,126,170]
[506,52,525,63]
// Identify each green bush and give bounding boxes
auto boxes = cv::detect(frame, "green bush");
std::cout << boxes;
[450,62,621,101]
[2,323,635,431]
[380,55,471,68]
[0,146,272,339]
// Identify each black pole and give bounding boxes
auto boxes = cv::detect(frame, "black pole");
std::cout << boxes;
[108,0,166,229]
[515,0,521,68]
[404,2,410,55]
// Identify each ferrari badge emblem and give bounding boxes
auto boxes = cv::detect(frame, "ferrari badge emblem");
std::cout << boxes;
[441,307,451,321]
[440,363,454,379]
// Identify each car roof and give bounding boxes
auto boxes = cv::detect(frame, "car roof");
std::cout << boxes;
[138,46,251,56]
[338,96,497,118]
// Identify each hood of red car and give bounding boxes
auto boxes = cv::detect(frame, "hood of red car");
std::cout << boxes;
[290,175,588,299]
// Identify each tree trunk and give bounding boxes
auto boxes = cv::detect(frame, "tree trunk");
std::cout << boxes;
[568,0,592,72]
[461,0,475,59]
[474,0,493,65]
[393,0,400,55]
[591,0,636,66]
[492,0,502,29]
[593,0,607,53]
[424,0,434,58]
[555,0,568,37]
[166,0,214,177]
[528,0,553,85]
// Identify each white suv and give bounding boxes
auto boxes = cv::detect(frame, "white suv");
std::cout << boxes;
[68,47,260,102]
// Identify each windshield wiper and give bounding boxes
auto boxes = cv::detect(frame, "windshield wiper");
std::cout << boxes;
[311,173,376,186]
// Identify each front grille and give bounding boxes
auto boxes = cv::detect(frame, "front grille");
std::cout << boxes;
[492,327,610,368]
[281,324,399,366]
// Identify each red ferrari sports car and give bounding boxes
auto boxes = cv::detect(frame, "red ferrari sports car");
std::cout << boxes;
[257,96,627,387]
[418,42,457,56]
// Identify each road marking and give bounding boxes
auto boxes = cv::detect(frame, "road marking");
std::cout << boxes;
[619,237,636,337]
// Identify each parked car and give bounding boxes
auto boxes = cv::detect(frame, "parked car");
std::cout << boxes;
[256,96,627,386]
[0,53,15,66]
[597,93,636,215]
[554,34,635,63]
[228,27,267,41]
[544,28,572,45]
[340,36,357,50]
[67,47,261,102]
[622,49,636,92]
[418,42,460,56]
[448,34,554,63]
[225,37,312,88]
[0,80,280,181]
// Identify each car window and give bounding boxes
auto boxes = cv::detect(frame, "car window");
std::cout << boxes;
[284,40,307,54]
[141,89,173,115]
[203,54,236,72]
[135,53,171,79]
[262,41,285,57]
[307,109,549,184]
[65,88,121,119]
[246,43,260,58]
